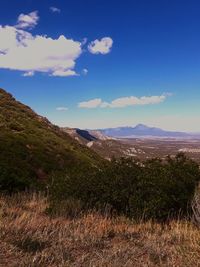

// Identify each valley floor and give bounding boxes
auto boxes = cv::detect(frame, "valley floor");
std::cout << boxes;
[0,193,200,267]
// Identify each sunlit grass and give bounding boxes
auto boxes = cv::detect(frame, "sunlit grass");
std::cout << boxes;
[0,192,200,266]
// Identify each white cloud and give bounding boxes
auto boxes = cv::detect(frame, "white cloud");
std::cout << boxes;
[82,68,88,75]
[0,12,82,76]
[0,12,113,76]
[88,37,113,54]
[78,98,102,108]
[22,71,34,77]
[78,94,168,109]
[56,106,68,111]
[50,7,61,13]
[16,11,39,29]
[51,69,78,77]
[105,95,166,108]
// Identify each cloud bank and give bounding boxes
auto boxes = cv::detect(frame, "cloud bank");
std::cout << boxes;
[78,94,168,108]
[0,11,81,77]
[0,11,113,77]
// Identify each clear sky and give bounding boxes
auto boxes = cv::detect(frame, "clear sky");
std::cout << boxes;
[0,0,200,132]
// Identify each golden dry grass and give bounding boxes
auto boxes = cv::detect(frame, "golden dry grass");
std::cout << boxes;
[0,193,200,267]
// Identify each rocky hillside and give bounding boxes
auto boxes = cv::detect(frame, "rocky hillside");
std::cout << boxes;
[0,88,102,191]
[62,127,143,160]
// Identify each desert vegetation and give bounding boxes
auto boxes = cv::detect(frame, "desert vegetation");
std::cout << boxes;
[0,88,102,193]
[1,153,200,266]
[49,153,200,222]
[1,192,200,267]
[1,88,200,266]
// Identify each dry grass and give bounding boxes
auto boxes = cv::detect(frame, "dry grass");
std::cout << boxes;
[0,193,200,267]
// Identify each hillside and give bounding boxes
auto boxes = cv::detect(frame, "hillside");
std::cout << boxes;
[62,127,138,160]
[63,127,200,162]
[0,88,102,191]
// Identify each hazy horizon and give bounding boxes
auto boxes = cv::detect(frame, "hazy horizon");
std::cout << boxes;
[55,121,200,134]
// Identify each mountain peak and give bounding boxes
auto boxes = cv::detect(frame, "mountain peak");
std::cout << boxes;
[134,124,150,130]
[100,124,192,138]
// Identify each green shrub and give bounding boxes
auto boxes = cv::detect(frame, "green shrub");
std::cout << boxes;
[48,154,200,221]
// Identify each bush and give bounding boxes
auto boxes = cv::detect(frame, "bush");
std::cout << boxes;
[129,154,200,220]
[0,165,34,193]
[48,153,200,221]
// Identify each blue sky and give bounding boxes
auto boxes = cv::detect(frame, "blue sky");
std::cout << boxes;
[0,0,200,131]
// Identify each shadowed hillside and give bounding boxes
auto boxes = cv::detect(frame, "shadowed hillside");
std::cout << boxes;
[0,88,102,191]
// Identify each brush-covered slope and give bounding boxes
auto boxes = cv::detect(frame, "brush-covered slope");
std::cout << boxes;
[0,88,102,191]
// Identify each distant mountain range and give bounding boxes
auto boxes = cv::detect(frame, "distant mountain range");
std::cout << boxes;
[97,124,200,138]
[63,125,200,162]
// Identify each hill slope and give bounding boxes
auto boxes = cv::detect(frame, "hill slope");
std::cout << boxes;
[0,88,102,191]
[62,127,134,160]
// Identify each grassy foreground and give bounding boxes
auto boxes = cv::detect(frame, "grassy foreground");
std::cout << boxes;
[0,193,200,267]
